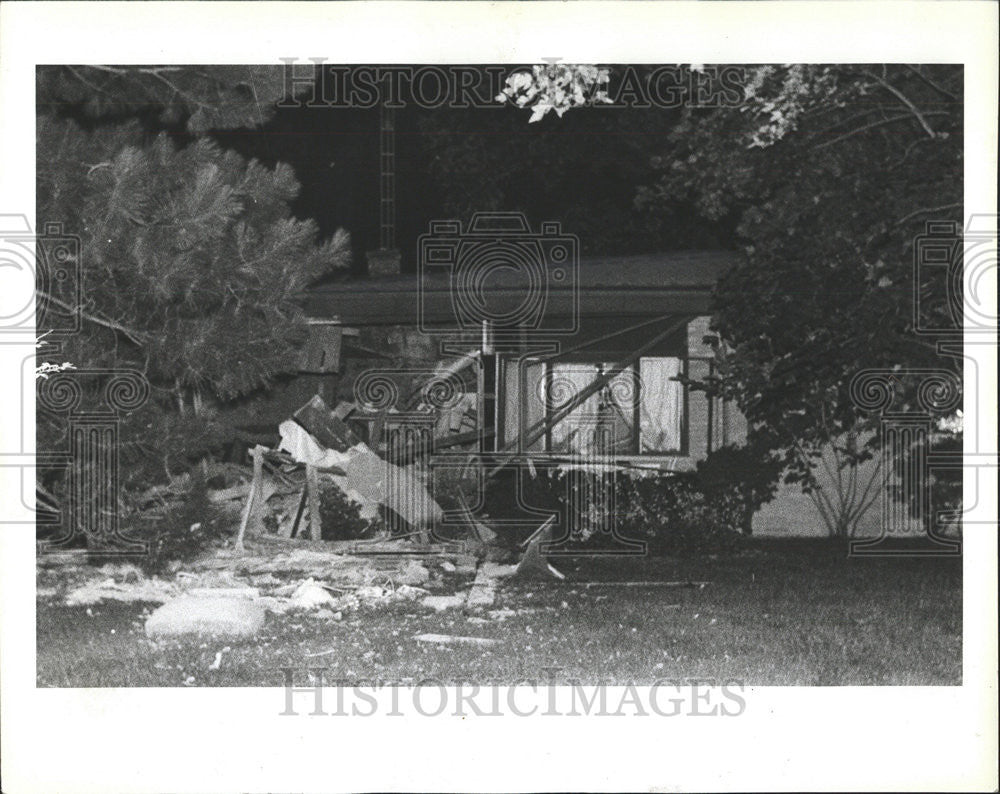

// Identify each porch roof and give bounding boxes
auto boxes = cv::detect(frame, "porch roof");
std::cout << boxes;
[305,250,740,326]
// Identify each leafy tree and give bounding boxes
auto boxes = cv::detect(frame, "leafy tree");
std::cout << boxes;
[640,64,963,536]
[36,65,349,484]
[497,64,963,537]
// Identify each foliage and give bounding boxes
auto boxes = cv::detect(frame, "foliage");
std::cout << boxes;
[618,473,746,555]
[37,65,300,134]
[114,474,225,574]
[695,442,784,528]
[318,482,380,541]
[36,66,349,484]
[639,64,963,520]
[35,334,75,379]
[499,63,964,535]
[480,459,764,554]
[496,63,612,123]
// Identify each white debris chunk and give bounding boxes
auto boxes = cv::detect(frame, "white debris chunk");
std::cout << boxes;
[288,579,337,611]
[421,594,467,612]
[145,597,266,639]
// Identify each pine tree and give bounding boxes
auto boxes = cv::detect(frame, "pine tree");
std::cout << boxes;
[36,66,349,483]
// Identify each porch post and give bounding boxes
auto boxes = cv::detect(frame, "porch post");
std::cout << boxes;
[479,320,497,453]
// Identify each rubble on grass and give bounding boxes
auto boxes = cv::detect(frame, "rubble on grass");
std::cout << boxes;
[421,594,468,612]
[145,597,266,639]
[66,576,179,606]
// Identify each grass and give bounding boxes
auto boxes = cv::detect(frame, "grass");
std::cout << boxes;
[36,539,961,687]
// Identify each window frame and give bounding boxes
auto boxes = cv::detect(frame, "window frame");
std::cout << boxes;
[537,356,689,457]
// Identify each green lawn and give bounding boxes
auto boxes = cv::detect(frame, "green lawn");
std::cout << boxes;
[36,540,962,687]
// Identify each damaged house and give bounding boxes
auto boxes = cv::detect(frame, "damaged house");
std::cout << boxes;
[288,214,757,550]
[287,214,905,546]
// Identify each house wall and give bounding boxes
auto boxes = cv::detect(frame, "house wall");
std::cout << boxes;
[685,317,915,538]
[297,317,914,539]
[751,430,931,538]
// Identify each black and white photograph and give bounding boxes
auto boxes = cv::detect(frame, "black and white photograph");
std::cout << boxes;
[1,2,996,792]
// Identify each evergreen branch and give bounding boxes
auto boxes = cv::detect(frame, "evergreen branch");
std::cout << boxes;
[39,291,149,346]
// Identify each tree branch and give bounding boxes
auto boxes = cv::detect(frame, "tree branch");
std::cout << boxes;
[39,291,148,346]
[903,65,959,101]
[813,112,950,150]
[893,203,962,228]
[864,70,943,139]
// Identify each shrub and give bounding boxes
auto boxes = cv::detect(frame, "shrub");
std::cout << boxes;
[480,453,783,555]
[617,473,745,556]
[122,474,226,574]
[318,482,379,541]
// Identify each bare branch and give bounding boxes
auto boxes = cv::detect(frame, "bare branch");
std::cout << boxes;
[813,112,950,150]
[864,70,943,139]
[903,65,960,101]
[893,203,962,228]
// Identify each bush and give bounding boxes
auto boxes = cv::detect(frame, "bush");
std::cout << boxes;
[119,474,226,574]
[318,482,380,541]
[618,473,745,556]
[477,444,785,555]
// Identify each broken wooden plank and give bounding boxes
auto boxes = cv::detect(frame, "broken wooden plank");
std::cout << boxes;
[414,633,499,647]
[306,463,321,541]
[288,487,307,539]
[299,323,343,374]
[515,516,566,580]
[235,445,267,552]
[293,394,360,452]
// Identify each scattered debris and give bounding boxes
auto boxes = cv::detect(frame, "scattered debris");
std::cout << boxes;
[289,579,337,611]
[391,584,426,601]
[354,585,386,601]
[145,597,266,639]
[414,633,500,647]
[304,646,339,658]
[479,562,518,579]
[453,556,479,576]
[466,569,498,609]
[208,646,231,670]
[422,594,467,612]
[515,517,566,579]
[66,577,178,606]
[395,560,431,586]
[186,586,260,600]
